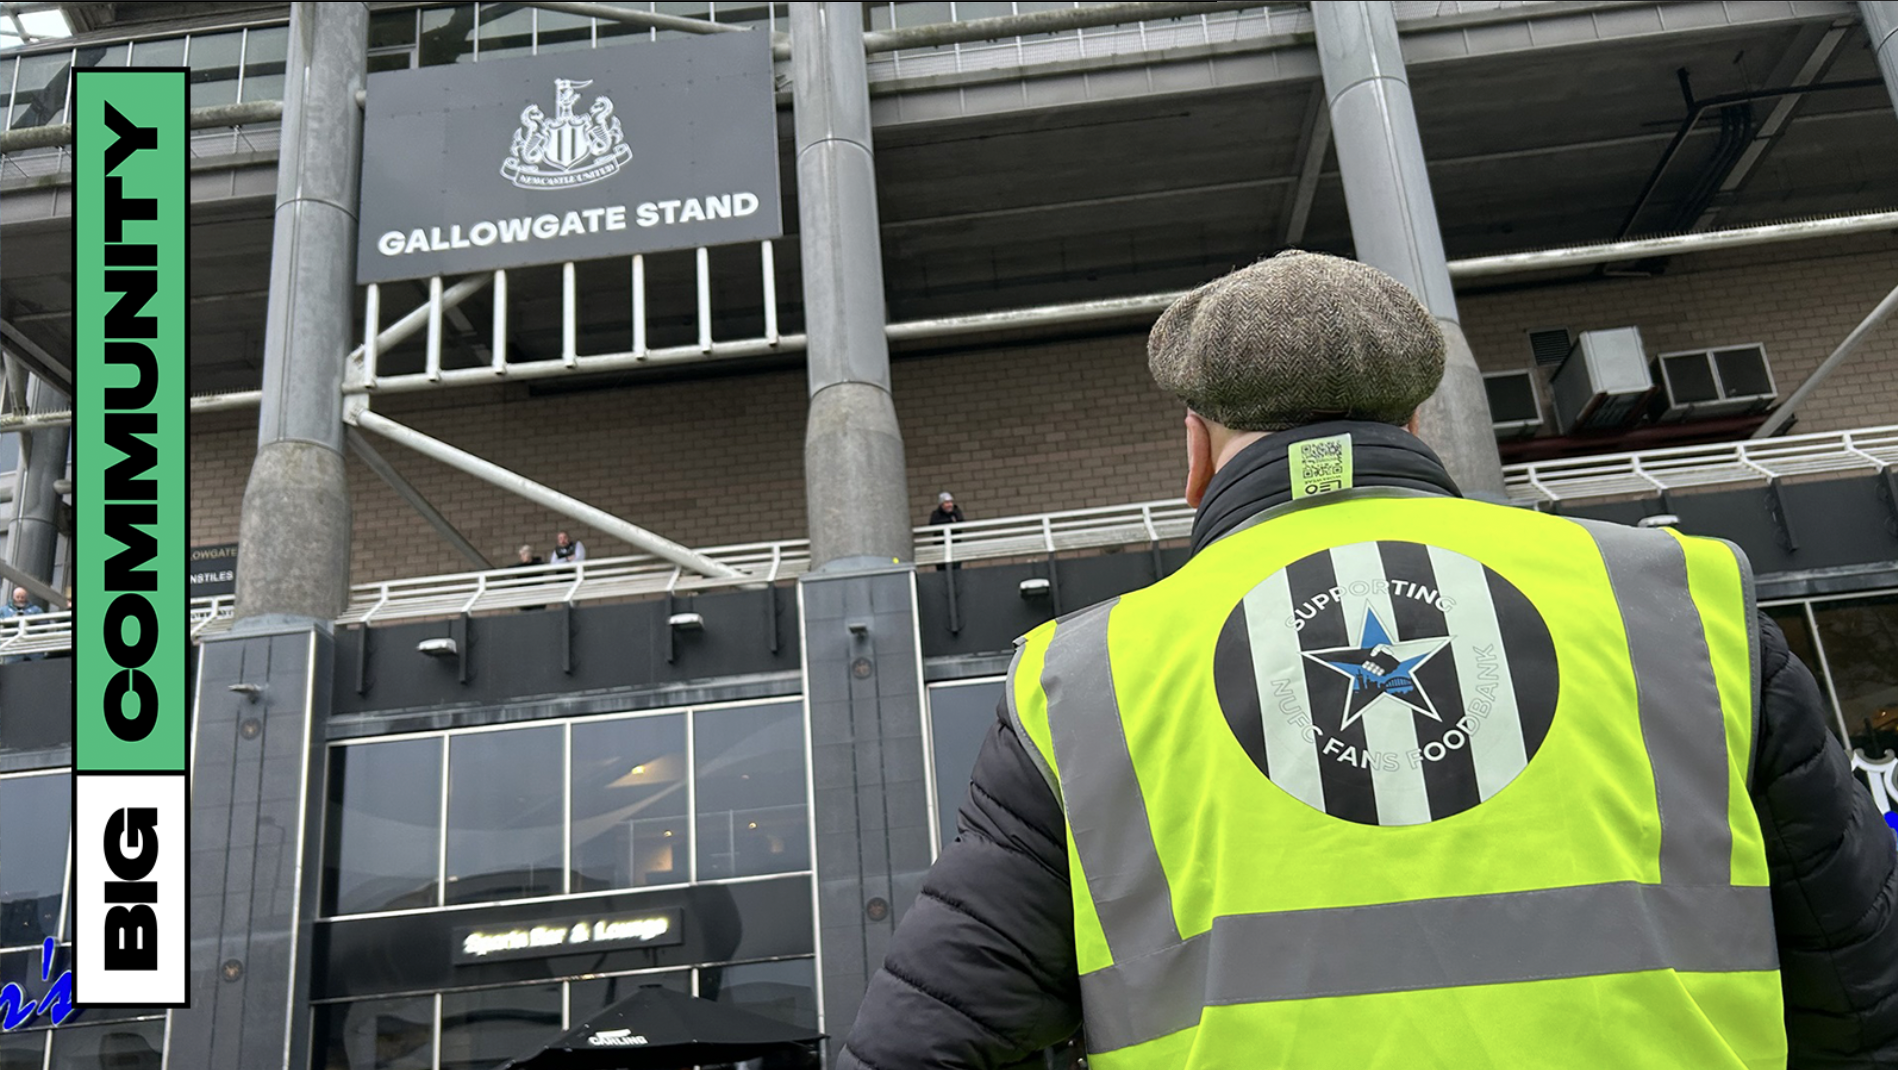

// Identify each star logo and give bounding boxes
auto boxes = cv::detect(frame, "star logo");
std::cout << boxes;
[1302,606,1451,729]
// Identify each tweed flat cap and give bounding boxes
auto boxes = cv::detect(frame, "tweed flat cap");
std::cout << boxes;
[1148,250,1445,432]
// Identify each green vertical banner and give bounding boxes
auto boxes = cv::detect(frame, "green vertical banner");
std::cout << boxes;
[72,68,190,1008]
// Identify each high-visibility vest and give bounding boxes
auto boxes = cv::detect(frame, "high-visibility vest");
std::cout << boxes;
[1007,491,1783,1069]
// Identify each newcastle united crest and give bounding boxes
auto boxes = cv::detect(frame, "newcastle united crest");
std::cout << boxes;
[501,78,633,190]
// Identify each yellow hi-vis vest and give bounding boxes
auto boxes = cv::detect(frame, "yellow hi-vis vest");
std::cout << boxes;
[1006,492,1783,1069]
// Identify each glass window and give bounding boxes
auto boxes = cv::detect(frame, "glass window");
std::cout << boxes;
[324,738,443,916]
[126,37,186,69]
[10,51,72,130]
[1811,594,1898,758]
[0,772,69,948]
[47,1019,166,1070]
[694,703,808,881]
[535,8,594,53]
[368,53,416,74]
[0,1030,45,1070]
[0,59,17,120]
[571,715,690,892]
[957,1,1016,18]
[699,958,819,1029]
[369,9,419,50]
[0,432,18,476]
[1764,604,1838,730]
[438,984,561,1070]
[477,3,535,60]
[927,681,1003,849]
[187,30,244,109]
[419,5,479,66]
[73,44,130,76]
[240,26,290,103]
[445,727,563,904]
[568,970,692,1024]
[314,996,435,1070]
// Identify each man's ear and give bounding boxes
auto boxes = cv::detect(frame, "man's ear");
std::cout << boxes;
[1405,410,1421,435]
[1185,411,1215,508]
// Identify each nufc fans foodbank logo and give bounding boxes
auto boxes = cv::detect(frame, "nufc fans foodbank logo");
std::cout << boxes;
[1213,540,1559,826]
[501,78,633,189]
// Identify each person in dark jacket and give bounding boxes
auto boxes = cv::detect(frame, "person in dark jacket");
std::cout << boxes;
[837,256,1898,1068]
[928,491,965,527]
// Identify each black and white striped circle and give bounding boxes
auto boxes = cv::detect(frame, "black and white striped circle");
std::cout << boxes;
[1213,540,1559,826]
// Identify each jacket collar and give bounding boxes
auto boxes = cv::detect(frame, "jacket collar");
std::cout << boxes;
[1188,420,1463,556]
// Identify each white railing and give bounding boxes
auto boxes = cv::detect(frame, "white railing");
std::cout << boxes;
[19,423,1890,651]
[1504,424,1898,505]
[177,499,1203,637]
[0,610,71,658]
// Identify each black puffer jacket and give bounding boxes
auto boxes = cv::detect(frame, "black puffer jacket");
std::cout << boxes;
[838,423,1898,1069]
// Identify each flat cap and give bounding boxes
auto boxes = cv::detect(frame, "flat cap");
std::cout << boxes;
[1148,250,1445,432]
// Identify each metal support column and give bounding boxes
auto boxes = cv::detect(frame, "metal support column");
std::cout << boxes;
[1863,2,1898,116]
[793,1,912,572]
[791,6,932,1058]
[5,375,69,595]
[233,0,367,625]
[166,7,365,1070]
[1313,0,1506,499]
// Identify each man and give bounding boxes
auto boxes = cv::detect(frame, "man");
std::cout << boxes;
[552,530,586,565]
[0,586,45,664]
[929,492,965,572]
[928,491,965,527]
[838,252,1898,1068]
[510,544,546,612]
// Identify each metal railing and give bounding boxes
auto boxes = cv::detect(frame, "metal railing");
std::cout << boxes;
[36,421,1898,649]
[0,609,69,656]
[1505,424,1898,505]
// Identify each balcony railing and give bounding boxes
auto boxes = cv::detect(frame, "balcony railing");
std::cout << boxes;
[7,423,1890,653]
[1505,424,1898,505]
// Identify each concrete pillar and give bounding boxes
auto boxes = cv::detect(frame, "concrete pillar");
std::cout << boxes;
[792,2,912,571]
[1864,3,1898,117]
[1312,1,1506,499]
[167,6,362,1068]
[6,376,68,589]
[235,1,367,623]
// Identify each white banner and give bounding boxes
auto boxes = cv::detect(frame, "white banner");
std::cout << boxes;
[73,773,189,1006]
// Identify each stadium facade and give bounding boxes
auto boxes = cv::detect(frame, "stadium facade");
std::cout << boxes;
[1,1,1897,1067]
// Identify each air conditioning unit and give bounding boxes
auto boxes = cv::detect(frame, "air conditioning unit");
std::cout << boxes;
[1483,369,1544,438]
[1648,344,1777,422]
[1550,327,1656,434]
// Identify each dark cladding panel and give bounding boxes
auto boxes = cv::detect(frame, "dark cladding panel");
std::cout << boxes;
[802,569,932,1046]
[333,587,798,717]
[168,626,332,1070]
[314,874,812,1000]
[1567,474,1898,578]
[916,550,1193,659]
[0,658,75,758]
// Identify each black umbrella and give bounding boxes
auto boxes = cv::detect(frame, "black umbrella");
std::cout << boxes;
[497,984,825,1069]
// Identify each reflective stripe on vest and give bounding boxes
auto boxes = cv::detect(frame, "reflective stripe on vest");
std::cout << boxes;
[1029,511,1774,1055]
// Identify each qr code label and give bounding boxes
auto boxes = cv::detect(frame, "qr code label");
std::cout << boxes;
[1289,435,1353,500]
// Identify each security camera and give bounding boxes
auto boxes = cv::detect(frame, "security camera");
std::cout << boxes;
[417,637,459,658]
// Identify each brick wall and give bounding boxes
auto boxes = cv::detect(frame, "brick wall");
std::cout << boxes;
[189,237,1898,585]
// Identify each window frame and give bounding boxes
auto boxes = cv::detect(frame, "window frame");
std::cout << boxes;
[320,696,809,920]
